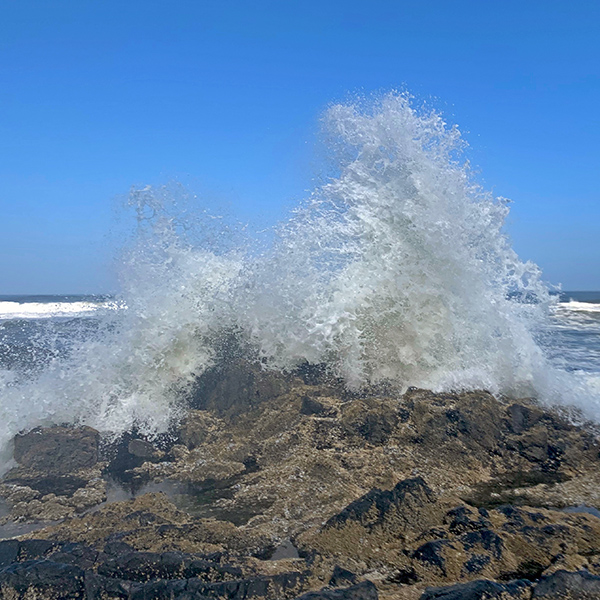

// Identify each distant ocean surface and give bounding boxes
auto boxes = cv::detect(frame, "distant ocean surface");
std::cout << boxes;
[1,292,599,379]
[0,295,120,375]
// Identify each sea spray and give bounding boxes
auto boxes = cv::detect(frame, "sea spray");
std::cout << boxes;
[0,91,598,471]
[242,93,553,395]
[0,188,242,470]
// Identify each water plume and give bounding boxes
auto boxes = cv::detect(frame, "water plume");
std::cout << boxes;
[0,92,598,469]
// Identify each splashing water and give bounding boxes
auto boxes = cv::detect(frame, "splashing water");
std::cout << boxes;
[0,92,598,467]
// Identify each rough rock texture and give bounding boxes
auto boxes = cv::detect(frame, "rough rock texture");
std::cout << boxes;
[1,366,600,598]
[13,425,99,474]
[0,425,107,525]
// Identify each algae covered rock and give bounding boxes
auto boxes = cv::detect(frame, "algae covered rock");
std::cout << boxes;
[1,376,600,598]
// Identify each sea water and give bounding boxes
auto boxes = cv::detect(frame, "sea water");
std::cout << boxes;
[0,93,598,470]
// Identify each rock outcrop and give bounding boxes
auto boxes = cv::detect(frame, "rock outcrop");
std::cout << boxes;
[1,367,600,598]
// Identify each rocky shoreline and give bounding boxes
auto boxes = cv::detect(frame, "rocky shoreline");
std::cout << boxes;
[1,362,600,598]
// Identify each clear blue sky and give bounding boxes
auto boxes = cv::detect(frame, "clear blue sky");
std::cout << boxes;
[1,0,598,293]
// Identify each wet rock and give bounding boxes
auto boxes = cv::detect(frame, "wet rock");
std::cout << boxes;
[421,578,533,599]
[13,425,99,474]
[413,540,456,576]
[508,404,546,434]
[190,360,292,417]
[3,380,600,597]
[0,559,86,598]
[179,410,222,449]
[407,389,505,457]
[18,539,58,560]
[533,569,600,598]
[294,581,378,600]
[128,438,160,460]
[0,540,19,566]
[97,550,242,582]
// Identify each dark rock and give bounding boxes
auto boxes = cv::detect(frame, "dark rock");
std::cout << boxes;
[444,506,490,534]
[48,543,98,570]
[103,540,135,556]
[190,360,291,417]
[128,578,187,600]
[341,401,398,445]
[413,540,454,575]
[533,569,600,598]
[421,578,533,599]
[0,559,86,597]
[500,559,547,582]
[462,554,491,575]
[84,570,134,599]
[18,539,58,560]
[329,565,358,587]
[508,404,544,434]
[407,390,504,456]
[459,529,504,560]
[181,571,305,600]
[0,540,19,567]
[387,568,419,584]
[301,396,328,416]
[2,474,88,497]
[294,581,378,600]
[98,551,242,582]
[103,432,148,487]
[128,438,159,459]
[13,425,99,473]
[325,477,436,533]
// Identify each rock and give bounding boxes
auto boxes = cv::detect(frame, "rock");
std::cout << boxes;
[18,539,58,560]
[301,396,328,416]
[179,411,222,449]
[0,560,86,598]
[3,377,600,598]
[421,578,533,599]
[341,400,398,444]
[190,360,292,417]
[128,439,159,459]
[97,550,242,582]
[444,505,491,535]
[325,477,437,535]
[533,569,600,598]
[0,540,19,567]
[329,565,358,587]
[508,404,545,434]
[13,425,99,474]
[294,581,378,600]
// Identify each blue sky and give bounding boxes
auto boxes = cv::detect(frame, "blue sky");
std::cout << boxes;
[1,0,598,293]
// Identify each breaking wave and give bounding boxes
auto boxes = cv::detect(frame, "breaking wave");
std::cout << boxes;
[0,300,121,320]
[0,92,598,466]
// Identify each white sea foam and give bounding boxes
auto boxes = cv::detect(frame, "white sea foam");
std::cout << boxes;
[0,300,122,320]
[558,301,600,314]
[0,92,598,470]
